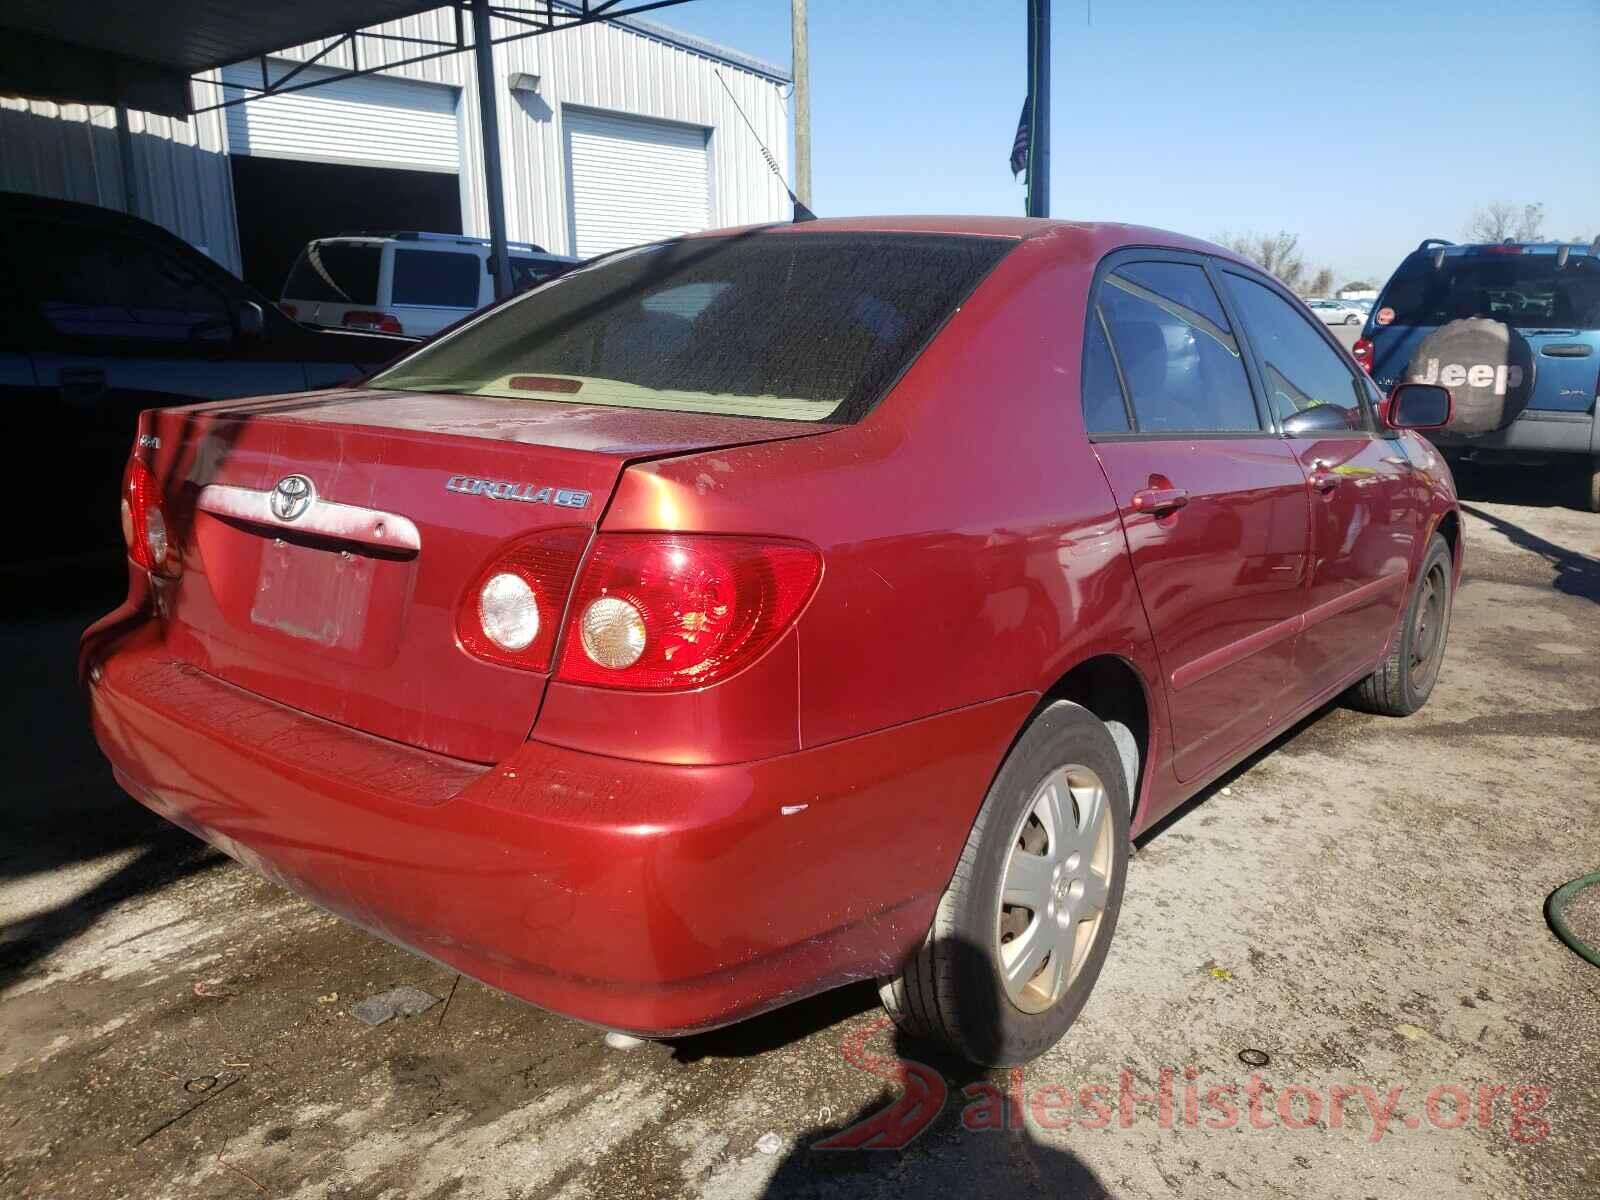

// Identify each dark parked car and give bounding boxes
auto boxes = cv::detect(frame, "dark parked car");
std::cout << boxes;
[0,192,412,569]
[82,218,1461,1065]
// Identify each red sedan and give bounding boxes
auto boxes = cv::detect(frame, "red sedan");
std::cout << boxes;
[82,217,1460,1066]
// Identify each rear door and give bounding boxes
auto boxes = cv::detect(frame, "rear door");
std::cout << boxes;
[1085,254,1312,782]
[1219,267,1418,697]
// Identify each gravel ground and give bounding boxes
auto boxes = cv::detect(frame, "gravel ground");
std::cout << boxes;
[1560,882,1600,959]
[2,485,1597,1200]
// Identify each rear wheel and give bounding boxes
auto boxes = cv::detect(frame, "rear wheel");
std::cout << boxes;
[1582,460,1600,514]
[878,702,1130,1066]
[1348,534,1454,716]
[1345,313,1360,325]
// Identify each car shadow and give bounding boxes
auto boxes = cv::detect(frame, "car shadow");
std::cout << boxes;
[666,982,882,1064]
[0,601,225,990]
[1460,502,1600,604]
[1447,459,1588,511]
[750,941,1110,1199]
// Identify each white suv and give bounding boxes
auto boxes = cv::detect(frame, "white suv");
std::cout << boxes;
[280,232,579,338]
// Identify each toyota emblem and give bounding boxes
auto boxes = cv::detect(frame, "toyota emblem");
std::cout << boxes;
[270,474,315,521]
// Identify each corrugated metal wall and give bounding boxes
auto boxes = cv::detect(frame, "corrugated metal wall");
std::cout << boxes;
[2,6,788,271]
[237,5,793,256]
[0,94,242,274]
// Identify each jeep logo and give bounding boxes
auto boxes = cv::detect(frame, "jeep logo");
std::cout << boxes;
[1411,359,1525,396]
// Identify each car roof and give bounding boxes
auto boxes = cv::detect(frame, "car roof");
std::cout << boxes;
[0,189,278,303]
[677,215,1257,270]
[0,189,190,245]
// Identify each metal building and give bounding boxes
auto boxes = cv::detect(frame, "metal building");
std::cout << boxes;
[0,5,791,291]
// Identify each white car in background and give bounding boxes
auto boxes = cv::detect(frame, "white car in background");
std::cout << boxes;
[280,232,579,338]
[1306,298,1366,326]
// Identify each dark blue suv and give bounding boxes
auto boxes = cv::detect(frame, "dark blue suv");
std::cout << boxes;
[1356,239,1600,510]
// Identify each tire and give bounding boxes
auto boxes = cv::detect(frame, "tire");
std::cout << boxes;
[1348,534,1454,717]
[877,701,1130,1066]
[1582,460,1600,514]
[1345,313,1360,325]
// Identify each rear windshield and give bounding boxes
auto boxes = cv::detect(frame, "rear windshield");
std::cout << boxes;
[283,241,381,305]
[1380,251,1600,330]
[369,232,1014,423]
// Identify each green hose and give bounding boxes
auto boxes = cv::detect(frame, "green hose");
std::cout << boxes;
[1546,873,1600,968]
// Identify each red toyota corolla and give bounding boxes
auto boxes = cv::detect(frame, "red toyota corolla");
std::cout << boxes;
[82,218,1461,1065]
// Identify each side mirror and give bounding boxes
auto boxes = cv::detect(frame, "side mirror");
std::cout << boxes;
[1386,382,1452,431]
[236,300,266,342]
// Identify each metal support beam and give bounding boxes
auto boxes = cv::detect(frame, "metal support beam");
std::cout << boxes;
[471,0,514,301]
[790,0,811,209]
[1026,0,1050,219]
[114,101,139,217]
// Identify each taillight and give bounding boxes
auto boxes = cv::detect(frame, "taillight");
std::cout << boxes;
[554,535,821,691]
[121,458,179,577]
[279,302,299,319]
[1352,336,1374,374]
[343,310,403,335]
[456,528,590,671]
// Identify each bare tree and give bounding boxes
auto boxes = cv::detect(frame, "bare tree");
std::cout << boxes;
[1214,230,1336,296]
[1464,201,1545,243]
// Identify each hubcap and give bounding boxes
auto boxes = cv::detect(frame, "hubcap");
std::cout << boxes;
[1410,562,1448,683]
[996,765,1114,1013]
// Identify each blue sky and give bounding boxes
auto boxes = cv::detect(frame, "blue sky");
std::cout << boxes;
[657,0,1598,284]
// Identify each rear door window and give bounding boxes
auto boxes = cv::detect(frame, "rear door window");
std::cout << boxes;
[392,250,481,308]
[284,242,381,305]
[1081,311,1132,433]
[1093,261,1261,433]
[15,219,232,344]
[1221,271,1372,433]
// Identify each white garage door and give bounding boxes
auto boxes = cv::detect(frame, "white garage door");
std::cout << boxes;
[222,60,460,174]
[565,109,710,258]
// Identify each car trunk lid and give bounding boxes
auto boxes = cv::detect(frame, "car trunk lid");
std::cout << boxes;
[145,388,830,763]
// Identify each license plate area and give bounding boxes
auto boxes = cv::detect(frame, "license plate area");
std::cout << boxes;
[251,537,377,651]
[191,511,415,668]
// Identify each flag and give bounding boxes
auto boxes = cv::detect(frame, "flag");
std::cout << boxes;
[1010,97,1030,179]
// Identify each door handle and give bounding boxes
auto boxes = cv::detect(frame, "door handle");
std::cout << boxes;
[1309,464,1341,492]
[1130,486,1190,515]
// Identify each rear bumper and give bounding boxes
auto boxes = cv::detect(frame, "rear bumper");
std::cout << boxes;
[1431,409,1596,463]
[83,615,1031,1035]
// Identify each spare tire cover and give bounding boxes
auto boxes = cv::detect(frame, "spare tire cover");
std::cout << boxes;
[1403,318,1536,435]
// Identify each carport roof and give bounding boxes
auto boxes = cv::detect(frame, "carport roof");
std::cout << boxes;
[0,1,781,118]
[0,1,447,114]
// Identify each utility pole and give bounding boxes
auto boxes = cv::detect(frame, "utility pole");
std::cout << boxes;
[1026,0,1051,218]
[791,0,812,209]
